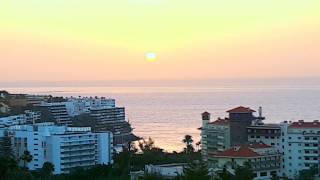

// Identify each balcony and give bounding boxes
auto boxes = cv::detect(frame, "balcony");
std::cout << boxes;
[61,146,96,153]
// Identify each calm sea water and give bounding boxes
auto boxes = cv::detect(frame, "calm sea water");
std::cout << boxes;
[2,79,320,151]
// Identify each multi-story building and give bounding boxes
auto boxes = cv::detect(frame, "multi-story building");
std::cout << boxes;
[73,107,140,150]
[0,110,41,128]
[66,97,116,116]
[25,94,49,106]
[280,120,320,179]
[3,123,113,174]
[210,143,281,180]
[201,112,230,162]
[247,124,281,147]
[228,107,264,146]
[0,129,11,155]
[39,102,72,126]
[89,107,139,149]
[201,106,263,162]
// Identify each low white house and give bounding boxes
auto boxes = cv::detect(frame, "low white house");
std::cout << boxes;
[145,163,186,178]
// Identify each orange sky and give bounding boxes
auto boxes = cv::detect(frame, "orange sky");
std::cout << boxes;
[1,1,320,82]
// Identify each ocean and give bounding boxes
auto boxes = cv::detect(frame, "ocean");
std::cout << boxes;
[2,78,320,152]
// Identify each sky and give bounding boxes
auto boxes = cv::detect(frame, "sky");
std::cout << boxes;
[1,0,320,82]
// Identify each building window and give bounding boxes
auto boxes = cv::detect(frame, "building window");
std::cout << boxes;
[251,136,254,138]
[288,143,291,146]
[289,137,292,139]
[260,172,268,177]
[289,156,292,159]
[305,137,310,140]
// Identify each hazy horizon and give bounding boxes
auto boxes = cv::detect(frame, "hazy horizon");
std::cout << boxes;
[1,77,320,89]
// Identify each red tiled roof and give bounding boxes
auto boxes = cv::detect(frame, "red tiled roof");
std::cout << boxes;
[209,118,229,125]
[211,143,271,158]
[289,121,320,128]
[245,143,272,149]
[227,106,256,113]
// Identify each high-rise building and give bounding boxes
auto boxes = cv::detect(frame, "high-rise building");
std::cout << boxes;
[2,123,113,174]
[39,102,72,126]
[200,106,262,162]
[279,120,320,179]
[72,107,140,150]
[201,112,230,162]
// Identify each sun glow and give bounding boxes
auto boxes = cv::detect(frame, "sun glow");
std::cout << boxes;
[146,52,157,62]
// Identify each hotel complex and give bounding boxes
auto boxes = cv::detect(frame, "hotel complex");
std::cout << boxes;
[0,93,138,174]
[0,122,113,174]
[201,106,320,179]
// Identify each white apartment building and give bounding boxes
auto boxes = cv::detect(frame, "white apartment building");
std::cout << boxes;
[39,102,72,126]
[201,113,231,163]
[66,97,116,116]
[0,110,41,128]
[4,123,113,174]
[280,120,320,179]
[247,120,320,179]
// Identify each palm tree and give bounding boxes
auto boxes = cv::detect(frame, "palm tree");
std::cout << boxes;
[182,135,194,154]
[20,151,33,169]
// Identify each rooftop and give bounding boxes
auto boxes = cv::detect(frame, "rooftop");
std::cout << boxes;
[247,123,281,129]
[209,118,229,125]
[289,120,320,128]
[212,143,272,158]
[227,106,256,113]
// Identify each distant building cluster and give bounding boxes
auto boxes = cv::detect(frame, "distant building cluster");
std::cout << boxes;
[200,106,320,180]
[0,91,140,174]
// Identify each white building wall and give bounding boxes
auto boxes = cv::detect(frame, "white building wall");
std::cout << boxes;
[6,123,113,174]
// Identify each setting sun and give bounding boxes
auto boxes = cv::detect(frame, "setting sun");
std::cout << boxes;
[146,52,157,62]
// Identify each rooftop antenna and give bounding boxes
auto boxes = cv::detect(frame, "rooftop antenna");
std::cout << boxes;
[259,106,262,118]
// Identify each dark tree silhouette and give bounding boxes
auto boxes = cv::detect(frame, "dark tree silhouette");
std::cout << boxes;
[183,161,210,180]
[182,135,194,154]
[233,162,254,180]
[20,150,33,169]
